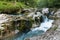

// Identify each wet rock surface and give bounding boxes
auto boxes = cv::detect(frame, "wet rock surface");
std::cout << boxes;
[25,9,60,40]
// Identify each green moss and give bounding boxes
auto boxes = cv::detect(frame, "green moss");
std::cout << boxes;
[0,1,29,14]
[53,26,58,31]
[18,20,32,32]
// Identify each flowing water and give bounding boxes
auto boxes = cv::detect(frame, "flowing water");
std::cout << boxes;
[14,15,54,40]
[0,14,54,40]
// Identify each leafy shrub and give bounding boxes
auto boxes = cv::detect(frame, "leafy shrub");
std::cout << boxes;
[0,1,27,14]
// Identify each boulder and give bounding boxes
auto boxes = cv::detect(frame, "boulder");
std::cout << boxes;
[54,9,60,18]
[42,8,49,15]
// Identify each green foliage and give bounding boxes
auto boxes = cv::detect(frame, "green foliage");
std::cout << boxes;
[0,0,37,8]
[0,0,60,13]
[37,0,48,8]
[0,1,28,13]
[0,0,60,8]
[48,0,54,7]
[18,20,32,32]
[19,0,37,8]
[37,0,60,8]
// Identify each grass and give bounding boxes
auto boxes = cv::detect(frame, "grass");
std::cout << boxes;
[0,1,30,13]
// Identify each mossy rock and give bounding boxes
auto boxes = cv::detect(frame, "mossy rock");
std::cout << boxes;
[18,20,32,33]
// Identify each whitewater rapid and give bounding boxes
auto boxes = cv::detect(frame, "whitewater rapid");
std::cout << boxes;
[32,16,54,32]
[0,14,54,40]
[15,16,54,40]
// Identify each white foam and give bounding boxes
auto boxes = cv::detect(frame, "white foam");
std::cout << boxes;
[39,20,54,32]
[32,16,54,32]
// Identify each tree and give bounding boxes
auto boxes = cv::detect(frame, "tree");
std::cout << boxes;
[19,0,37,7]
[37,0,48,8]
[37,0,60,8]
[54,0,60,7]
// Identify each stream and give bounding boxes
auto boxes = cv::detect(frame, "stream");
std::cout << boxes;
[14,15,54,40]
[0,12,54,40]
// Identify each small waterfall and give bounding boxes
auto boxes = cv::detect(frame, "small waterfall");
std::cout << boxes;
[0,13,54,40]
[31,15,54,32]
[14,15,54,40]
[41,15,49,22]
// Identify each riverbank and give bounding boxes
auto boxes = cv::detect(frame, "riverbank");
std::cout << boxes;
[0,31,15,40]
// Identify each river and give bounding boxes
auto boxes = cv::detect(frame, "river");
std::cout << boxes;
[14,15,54,40]
[0,13,54,40]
